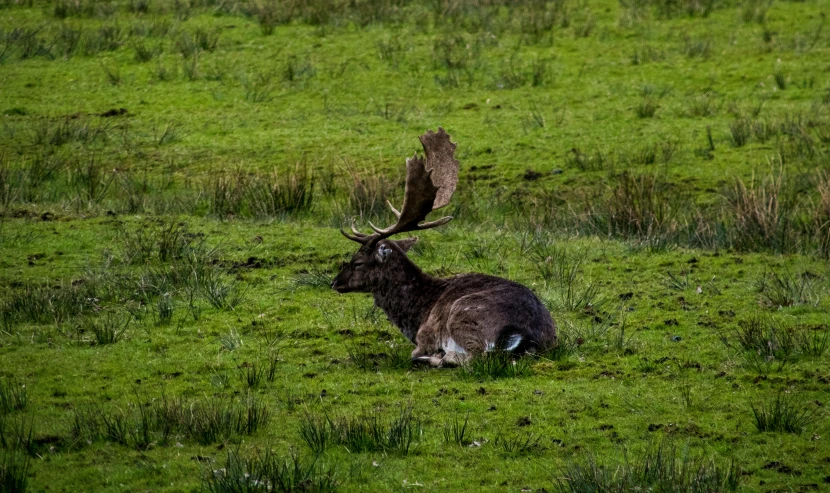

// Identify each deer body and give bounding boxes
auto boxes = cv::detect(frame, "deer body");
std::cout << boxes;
[332,128,557,367]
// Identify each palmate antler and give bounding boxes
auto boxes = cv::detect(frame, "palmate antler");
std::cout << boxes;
[342,127,459,245]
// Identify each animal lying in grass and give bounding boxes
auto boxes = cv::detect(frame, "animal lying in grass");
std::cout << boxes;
[331,128,557,367]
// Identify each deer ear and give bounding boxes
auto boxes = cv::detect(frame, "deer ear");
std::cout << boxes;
[394,237,418,253]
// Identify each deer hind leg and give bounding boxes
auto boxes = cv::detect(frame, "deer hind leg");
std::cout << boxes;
[438,336,471,367]
[440,350,471,367]
[413,354,446,367]
[412,351,469,368]
[411,344,445,367]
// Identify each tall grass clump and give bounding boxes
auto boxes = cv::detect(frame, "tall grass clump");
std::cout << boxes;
[756,270,822,308]
[209,167,314,218]
[116,220,208,265]
[201,275,246,310]
[461,350,532,380]
[299,413,331,454]
[0,378,27,415]
[79,311,131,345]
[204,448,341,493]
[495,432,542,456]
[717,316,796,370]
[724,172,798,253]
[442,412,471,447]
[70,394,270,448]
[812,171,830,258]
[293,265,334,289]
[582,172,682,241]
[636,98,659,118]
[751,393,822,434]
[728,119,752,147]
[237,360,265,389]
[537,338,576,362]
[717,317,828,369]
[247,166,314,217]
[0,444,31,493]
[0,280,103,329]
[337,165,396,224]
[299,407,420,456]
[554,440,741,492]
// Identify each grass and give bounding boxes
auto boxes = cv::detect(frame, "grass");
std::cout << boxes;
[461,350,533,380]
[442,412,471,447]
[0,445,30,493]
[70,394,270,448]
[1,0,829,490]
[204,448,341,493]
[344,338,412,371]
[494,431,542,456]
[299,407,420,456]
[80,311,132,345]
[554,440,741,492]
[750,393,822,434]
[0,378,27,415]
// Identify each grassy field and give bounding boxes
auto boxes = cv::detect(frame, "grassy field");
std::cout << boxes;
[1,0,830,491]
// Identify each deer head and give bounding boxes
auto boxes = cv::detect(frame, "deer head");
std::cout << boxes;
[331,128,459,293]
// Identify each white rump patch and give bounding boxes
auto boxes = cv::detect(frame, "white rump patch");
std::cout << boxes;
[442,337,467,355]
[502,334,523,352]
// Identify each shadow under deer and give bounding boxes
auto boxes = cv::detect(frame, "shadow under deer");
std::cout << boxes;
[331,128,557,367]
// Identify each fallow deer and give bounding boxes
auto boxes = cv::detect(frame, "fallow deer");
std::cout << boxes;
[331,128,557,367]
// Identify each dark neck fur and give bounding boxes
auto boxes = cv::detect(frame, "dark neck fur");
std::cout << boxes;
[372,261,446,343]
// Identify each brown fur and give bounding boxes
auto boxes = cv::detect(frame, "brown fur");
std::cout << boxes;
[332,238,557,367]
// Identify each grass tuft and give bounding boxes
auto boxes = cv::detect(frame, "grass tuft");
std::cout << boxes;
[442,412,471,447]
[71,394,270,448]
[751,393,821,434]
[204,447,340,493]
[495,431,542,456]
[636,98,659,118]
[756,270,822,308]
[299,413,331,454]
[461,350,532,380]
[238,361,265,389]
[0,378,27,415]
[79,311,131,345]
[717,316,796,369]
[554,440,740,492]
[728,119,752,147]
[724,172,798,253]
[0,442,31,493]
[299,407,420,455]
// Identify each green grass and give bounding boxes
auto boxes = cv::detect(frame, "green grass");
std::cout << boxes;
[1,0,830,491]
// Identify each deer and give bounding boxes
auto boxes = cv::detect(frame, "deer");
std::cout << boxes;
[331,128,557,367]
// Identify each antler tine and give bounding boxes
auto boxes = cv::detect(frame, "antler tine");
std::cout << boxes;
[416,215,453,229]
[350,220,369,237]
[386,200,402,219]
[367,220,385,235]
[340,229,368,243]
[340,218,373,244]
[368,214,452,236]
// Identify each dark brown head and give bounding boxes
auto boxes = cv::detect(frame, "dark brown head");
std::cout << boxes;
[332,127,458,294]
[331,238,418,293]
